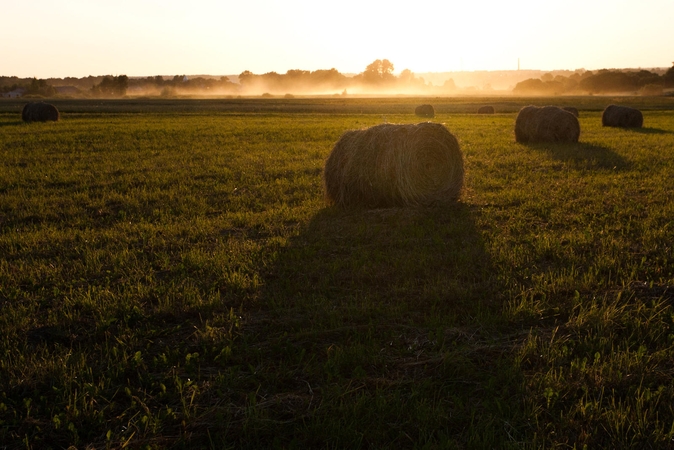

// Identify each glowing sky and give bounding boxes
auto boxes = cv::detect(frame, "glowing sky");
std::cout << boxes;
[2,0,673,78]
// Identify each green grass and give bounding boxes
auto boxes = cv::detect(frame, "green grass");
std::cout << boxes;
[1,99,673,449]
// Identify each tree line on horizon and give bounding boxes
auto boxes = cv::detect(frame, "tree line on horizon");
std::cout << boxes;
[513,65,674,95]
[2,60,674,98]
[0,60,447,98]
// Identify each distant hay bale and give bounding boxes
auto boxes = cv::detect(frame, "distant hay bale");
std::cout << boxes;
[515,105,580,143]
[562,106,579,117]
[323,122,464,208]
[477,105,495,114]
[21,102,60,123]
[602,104,643,128]
[415,104,435,118]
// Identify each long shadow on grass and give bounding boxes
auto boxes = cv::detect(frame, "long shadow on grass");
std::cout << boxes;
[225,204,530,448]
[526,142,631,170]
[0,120,24,127]
[624,127,672,134]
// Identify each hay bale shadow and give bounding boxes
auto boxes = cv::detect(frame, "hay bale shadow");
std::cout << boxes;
[262,203,496,316]
[0,121,25,128]
[623,127,671,135]
[236,204,533,446]
[525,142,630,170]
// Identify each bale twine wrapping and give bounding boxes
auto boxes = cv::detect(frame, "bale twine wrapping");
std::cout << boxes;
[323,122,464,208]
[602,104,643,128]
[22,102,60,122]
[477,105,495,114]
[562,106,579,117]
[415,104,435,118]
[515,105,580,143]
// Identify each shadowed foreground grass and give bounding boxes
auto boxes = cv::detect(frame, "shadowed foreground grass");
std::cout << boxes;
[0,102,673,448]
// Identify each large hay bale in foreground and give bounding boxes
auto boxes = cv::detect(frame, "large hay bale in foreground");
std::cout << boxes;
[477,105,495,114]
[324,122,464,208]
[415,104,435,118]
[562,106,579,117]
[602,104,643,128]
[22,102,60,122]
[515,105,580,143]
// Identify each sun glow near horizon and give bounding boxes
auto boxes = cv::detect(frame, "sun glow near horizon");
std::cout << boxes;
[1,0,672,79]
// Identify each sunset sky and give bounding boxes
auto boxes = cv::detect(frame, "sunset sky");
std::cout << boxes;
[2,0,673,79]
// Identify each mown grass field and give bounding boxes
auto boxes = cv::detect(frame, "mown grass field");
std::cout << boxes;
[1,97,673,449]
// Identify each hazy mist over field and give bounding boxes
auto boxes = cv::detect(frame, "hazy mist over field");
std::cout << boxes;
[23,64,668,100]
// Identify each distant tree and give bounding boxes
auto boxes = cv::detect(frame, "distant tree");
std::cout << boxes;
[25,78,57,97]
[663,63,674,87]
[513,78,545,94]
[308,69,347,90]
[0,76,22,91]
[361,59,396,85]
[238,70,255,87]
[442,78,456,91]
[513,78,563,95]
[286,69,310,80]
[218,76,237,91]
[640,83,664,96]
[170,75,189,84]
[396,69,427,90]
[91,75,128,97]
[398,69,414,83]
[579,70,639,94]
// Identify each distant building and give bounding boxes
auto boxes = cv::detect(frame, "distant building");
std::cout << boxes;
[1,88,26,98]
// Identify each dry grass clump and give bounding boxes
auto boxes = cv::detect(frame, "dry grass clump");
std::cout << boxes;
[415,104,435,118]
[515,105,580,143]
[323,122,464,208]
[562,106,579,117]
[21,102,60,122]
[602,104,643,128]
[477,106,495,114]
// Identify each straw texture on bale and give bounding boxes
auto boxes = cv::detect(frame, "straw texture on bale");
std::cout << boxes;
[22,102,60,122]
[477,106,495,114]
[515,105,580,143]
[323,122,464,208]
[415,104,435,118]
[562,106,579,117]
[602,104,643,128]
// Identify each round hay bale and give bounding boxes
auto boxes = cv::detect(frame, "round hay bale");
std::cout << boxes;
[477,105,495,114]
[562,106,579,117]
[21,102,60,123]
[323,122,464,208]
[602,104,643,128]
[415,104,435,118]
[514,105,580,143]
